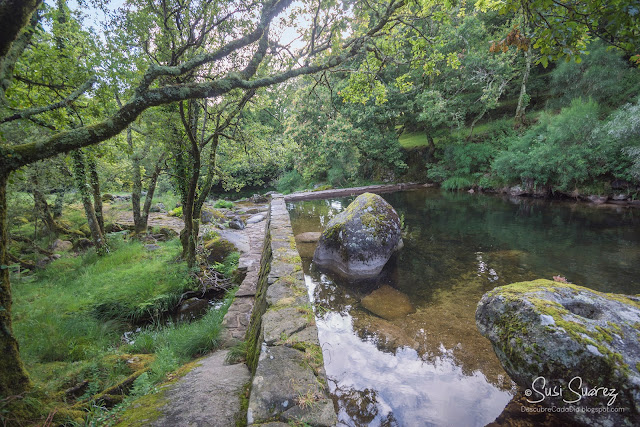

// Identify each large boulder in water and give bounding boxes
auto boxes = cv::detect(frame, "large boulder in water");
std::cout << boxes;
[476,279,640,426]
[313,192,403,280]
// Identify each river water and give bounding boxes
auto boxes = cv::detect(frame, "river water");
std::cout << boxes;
[286,188,640,426]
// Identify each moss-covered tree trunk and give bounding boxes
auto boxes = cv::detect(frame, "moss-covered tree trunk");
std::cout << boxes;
[127,127,146,234]
[180,154,200,268]
[0,172,32,397]
[193,134,219,222]
[87,154,104,234]
[32,186,60,234]
[140,154,164,231]
[179,101,201,268]
[72,150,108,254]
[514,48,532,129]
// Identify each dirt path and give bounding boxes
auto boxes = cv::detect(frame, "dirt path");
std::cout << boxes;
[114,212,185,233]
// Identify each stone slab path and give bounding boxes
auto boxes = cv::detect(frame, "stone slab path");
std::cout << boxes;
[151,350,250,427]
[219,217,269,345]
[117,204,269,426]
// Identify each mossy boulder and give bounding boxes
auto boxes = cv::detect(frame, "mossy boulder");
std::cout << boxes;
[204,238,237,264]
[313,192,403,280]
[51,239,73,252]
[200,206,223,224]
[476,279,640,426]
[79,224,91,237]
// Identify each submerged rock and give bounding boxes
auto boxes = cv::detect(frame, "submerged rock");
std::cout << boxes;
[313,192,403,280]
[476,279,640,426]
[295,232,322,243]
[361,285,415,320]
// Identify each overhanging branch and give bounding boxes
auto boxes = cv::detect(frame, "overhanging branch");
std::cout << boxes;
[0,76,97,124]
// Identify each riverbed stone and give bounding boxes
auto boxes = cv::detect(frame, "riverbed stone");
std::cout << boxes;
[295,232,322,243]
[476,279,640,426]
[361,285,416,320]
[246,214,265,224]
[204,238,237,264]
[229,217,245,230]
[247,346,325,423]
[313,192,403,280]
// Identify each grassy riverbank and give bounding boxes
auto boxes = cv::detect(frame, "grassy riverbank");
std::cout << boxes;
[4,236,237,425]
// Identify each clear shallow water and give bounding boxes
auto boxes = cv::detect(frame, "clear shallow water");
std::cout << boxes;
[287,188,640,426]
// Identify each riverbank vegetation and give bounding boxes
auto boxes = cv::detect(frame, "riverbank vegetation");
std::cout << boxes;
[1,0,639,424]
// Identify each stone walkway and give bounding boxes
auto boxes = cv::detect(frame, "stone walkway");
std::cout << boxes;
[219,216,269,345]
[116,204,269,426]
[151,350,250,427]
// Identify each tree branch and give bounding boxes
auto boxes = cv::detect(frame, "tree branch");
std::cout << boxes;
[1,76,97,124]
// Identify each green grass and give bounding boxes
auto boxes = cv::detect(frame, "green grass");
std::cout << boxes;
[398,117,516,149]
[213,199,234,209]
[13,238,191,365]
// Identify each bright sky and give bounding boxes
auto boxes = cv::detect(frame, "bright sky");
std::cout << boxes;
[69,0,308,48]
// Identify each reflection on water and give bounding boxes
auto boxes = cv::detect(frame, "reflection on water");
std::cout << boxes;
[287,188,640,426]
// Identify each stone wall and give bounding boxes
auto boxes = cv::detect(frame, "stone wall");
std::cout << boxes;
[246,195,337,426]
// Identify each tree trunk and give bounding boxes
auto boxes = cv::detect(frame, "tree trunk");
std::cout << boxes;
[425,132,436,163]
[140,154,164,231]
[193,134,219,220]
[180,161,199,268]
[514,48,532,129]
[31,175,67,235]
[128,127,146,234]
[52,191,64,218]
[0,172,32,397]
[33,186,59,234]
[87,154,104,234]
[71,151,108,255]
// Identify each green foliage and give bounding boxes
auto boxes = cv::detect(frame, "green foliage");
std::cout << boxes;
[491,98,638,191]
[213,252,240,279]
[168,206,183,217]
[213,200,234,209]
[548,42,640,110]
[276,170,305,194]
[224,340,247,365]
[442,176,474,191]
[495,0,640,65]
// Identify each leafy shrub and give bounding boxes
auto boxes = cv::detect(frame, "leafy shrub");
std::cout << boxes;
[442,175,474,191]
[548,42,640,110]
[168,206,183,217]
[276,169,305,194]
[214,252,240,279]
[493,98,606,190]
[213,200,234,209]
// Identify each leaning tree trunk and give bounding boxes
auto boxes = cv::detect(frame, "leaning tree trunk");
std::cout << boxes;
[87,154,104,235]
[514,48,532,129]
[140,154,164,231]
[33,186,63,235]
[0,172,32,397]
[127,127,146,234]
[71,151,108,255]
